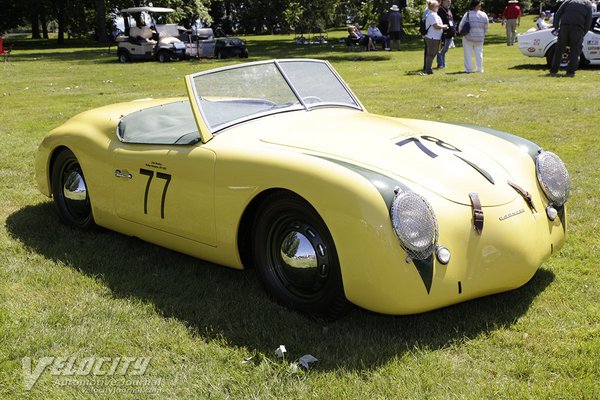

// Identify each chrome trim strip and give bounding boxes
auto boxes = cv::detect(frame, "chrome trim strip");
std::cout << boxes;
[454,154,495,185]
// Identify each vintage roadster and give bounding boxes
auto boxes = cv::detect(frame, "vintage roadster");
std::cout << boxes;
[36,59,569,319]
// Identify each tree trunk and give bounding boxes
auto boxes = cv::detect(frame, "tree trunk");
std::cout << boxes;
[95,0,108,43]
[31,13,41,39]
[57,8,65,44]
[41,13,49,39]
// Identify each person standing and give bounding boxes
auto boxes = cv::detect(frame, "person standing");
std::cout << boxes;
[422,1,434,70]
[388,5,403,50]
[424,1,448,74]
[459,0,489,73]
[550,0,593,77]
[502,0,522,46]
[437,0,455,68]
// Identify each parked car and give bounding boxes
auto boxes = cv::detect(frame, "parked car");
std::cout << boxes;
[35,59,569,319]
[214,37,249,59]
[517,12,600,67]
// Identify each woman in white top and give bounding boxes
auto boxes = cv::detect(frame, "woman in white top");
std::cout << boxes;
[458,0,489,73]
[423,0,448,74]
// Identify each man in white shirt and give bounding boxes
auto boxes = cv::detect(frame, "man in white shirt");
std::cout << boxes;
[536,13,551,29]
[368,22,390,50]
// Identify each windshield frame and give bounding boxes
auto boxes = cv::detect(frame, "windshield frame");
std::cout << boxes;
[185,59,364,140]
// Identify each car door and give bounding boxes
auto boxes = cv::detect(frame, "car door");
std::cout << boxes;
[111,142,217,246]
[582,30,600,62]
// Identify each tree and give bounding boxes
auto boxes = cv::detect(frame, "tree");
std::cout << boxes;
[95,0,108,43]
[0,0,28,34]
[164,0,213,27]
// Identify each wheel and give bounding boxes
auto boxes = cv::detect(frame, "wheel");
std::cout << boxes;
[239,48,249,58]
[546,45,575,68]
[157,50,171,63]
[50,149,96,229]
[117,50,130,63]
[252,192,348,319]
[216,50,224,59]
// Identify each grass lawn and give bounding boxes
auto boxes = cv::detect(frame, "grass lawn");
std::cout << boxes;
[1,21,598,399]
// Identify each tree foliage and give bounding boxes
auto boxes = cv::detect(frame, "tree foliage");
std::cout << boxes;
[0,0,211,42]
[0,0,545,40]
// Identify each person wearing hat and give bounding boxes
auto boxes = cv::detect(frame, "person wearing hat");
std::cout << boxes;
[501,0,522,46]
[536,12,551,30]
[388,4,404,50]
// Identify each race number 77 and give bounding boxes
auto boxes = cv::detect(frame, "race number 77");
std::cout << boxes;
[140,168,172,219]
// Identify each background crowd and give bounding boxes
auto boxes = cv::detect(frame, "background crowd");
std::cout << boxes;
[345,0,595,76]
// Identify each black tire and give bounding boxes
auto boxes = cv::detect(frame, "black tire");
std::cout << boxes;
[216,50,224,59]
[157,50,171,63]
[252,192,348,319]
[240,48,249,58]
[51,149,96,229]
[546,45,575,68]
[117,50,130,63]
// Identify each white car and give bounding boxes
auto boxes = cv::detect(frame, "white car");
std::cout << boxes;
[517,13,600,67]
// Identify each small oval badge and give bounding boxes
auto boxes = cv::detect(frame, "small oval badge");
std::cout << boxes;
[527,47,536,53]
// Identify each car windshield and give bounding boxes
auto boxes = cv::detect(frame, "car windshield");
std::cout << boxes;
[187,59,361,133]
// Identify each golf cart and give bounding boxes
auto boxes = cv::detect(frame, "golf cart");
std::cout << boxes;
[116,7,186,63]
[116,6,248,62]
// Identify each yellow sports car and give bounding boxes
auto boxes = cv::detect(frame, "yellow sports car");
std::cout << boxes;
[36,59,569,319]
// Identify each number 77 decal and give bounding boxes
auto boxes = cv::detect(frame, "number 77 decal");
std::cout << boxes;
[140,168,172,219]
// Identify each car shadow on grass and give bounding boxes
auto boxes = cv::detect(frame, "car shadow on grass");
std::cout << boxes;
[510,63,550,70]
[6,202,554,371]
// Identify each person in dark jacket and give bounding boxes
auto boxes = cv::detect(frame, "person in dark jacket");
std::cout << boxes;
[388,5,404,50]
[437,0,456,68]
[549,0,593,76]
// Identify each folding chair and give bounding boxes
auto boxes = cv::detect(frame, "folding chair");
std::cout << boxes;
[0,36,11,61]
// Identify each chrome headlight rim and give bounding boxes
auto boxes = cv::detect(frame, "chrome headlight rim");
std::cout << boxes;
[390,191,439,261]
[535,150,570,207]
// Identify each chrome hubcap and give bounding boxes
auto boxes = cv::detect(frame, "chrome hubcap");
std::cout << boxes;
[62,167,89,220]
[280,231,318,270]
[270,220,330,298]
[63,170,87,201]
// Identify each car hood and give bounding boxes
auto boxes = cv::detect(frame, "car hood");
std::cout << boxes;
[256,109,520,207]
[518,29,551,38]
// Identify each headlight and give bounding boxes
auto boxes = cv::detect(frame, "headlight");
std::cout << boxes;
[535,151,570,207]
[390,192,438,260]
